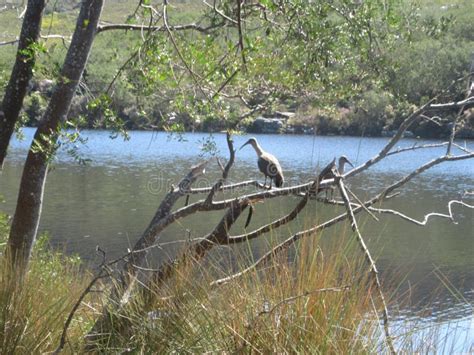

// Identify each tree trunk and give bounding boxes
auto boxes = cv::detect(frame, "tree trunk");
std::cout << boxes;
[0,0,46,168]
[6,0,104,272]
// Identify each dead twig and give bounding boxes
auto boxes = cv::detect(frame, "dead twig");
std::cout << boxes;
[54,247,113,354]
[53,271,109,354]
[203,0,239,25]
[255,285,351,318]
[446,60,474,155]
[162,1,209,100]
[236,0,246,68]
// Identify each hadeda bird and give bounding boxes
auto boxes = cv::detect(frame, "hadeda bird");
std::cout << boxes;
[319,155,354,199]
[240,137,284,188]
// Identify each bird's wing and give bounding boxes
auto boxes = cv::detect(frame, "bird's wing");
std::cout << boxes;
[258,156,269,176]
[261,153,284,178]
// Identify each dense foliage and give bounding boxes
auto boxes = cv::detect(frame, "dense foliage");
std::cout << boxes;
[0,0,472,138]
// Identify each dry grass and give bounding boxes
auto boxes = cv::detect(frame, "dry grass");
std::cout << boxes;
[1,212,471,353]
[0,232,92,354]
[88,231,386,353]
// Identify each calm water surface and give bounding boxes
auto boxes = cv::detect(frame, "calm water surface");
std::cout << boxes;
[1,128,473,350]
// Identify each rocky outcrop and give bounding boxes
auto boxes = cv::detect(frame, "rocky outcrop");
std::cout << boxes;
[248,116,285,134]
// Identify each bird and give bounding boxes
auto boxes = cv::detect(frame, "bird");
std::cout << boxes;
[240,137,284,188]
[336,155,354,176]
[319,155,354,200]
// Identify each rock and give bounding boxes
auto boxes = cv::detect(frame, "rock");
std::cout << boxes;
[274,111,295,119]
[31,79,54,96]
[381,130,415,138]
[249,116,285,134]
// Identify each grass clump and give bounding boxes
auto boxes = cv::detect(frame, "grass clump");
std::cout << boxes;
[92,233,385,353]
[0,213,92,354]
[1,211,470,353]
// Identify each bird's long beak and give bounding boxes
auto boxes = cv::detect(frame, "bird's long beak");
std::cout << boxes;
[239,141,250,150]
[346,159,354,168]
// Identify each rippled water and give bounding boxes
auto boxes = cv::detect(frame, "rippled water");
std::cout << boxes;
[1,128,473,349]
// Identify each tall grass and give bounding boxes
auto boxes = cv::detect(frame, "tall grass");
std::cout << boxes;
[1,212,471,353]
[0,214,91,354]
[88,230,388,353]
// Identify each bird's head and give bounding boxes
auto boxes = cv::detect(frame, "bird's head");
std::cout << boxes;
[339,155,354,168]
[240,137,258,150]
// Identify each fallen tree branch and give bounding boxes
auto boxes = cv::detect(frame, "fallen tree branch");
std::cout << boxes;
[145,198,249,296]
[228,195,309,244]
[452,143,473,154]
[145,165,330,293]
[185,180,267,194]
[447,68,473,155]
[345,186,379,222]
[115,160,208,306]
[335,175,395,354]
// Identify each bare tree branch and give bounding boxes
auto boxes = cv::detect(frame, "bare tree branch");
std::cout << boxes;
[236,0,246,68]
[211,152,474,287]
[386,142,449,157]
[148,198,248,289]
[344,101,434,179]
[453,143,473,154]
[54,270,109,354]
[120,161,208,295]
[228,195,309,244]
[203,0,238,25]
[0,34,74,47]
[368,200,474,226]
[96,21,224,34]
[447,65,474,155]
[185,180,266,194]
[429,96,474,110]
[345,186,379,222]
[335,175,395,354]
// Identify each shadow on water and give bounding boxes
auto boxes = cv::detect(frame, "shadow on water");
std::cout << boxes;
[1,129,473,343]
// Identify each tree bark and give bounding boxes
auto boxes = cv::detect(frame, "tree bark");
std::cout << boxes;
[0,0,46,168]
[6,0,104,272]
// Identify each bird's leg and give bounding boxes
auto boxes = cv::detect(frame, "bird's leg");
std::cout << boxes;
[269,178,273,189]
[264,176,268,188]
[325,187,334,201]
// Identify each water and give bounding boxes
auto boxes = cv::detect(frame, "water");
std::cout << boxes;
[1,128,473,349]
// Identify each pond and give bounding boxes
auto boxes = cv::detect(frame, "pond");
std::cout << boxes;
[1,128,473,351]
